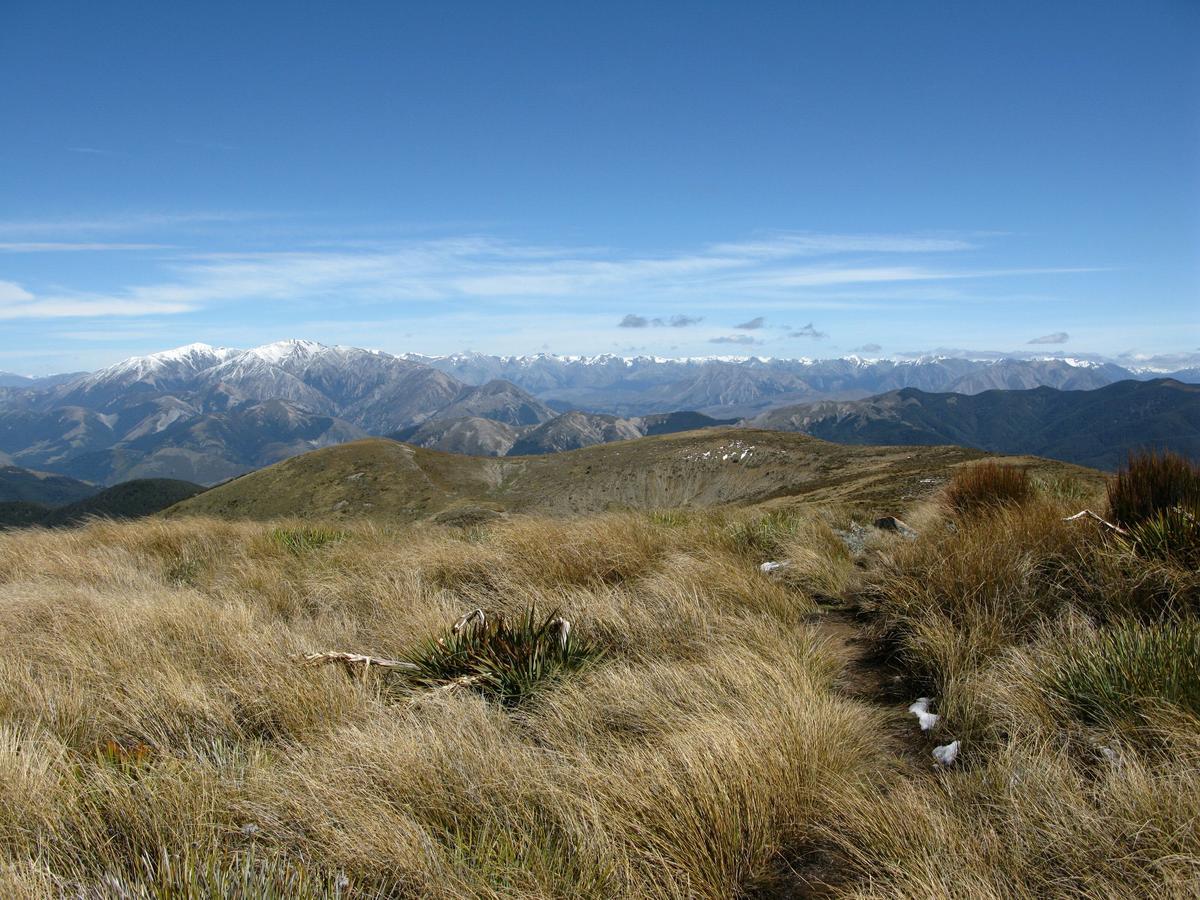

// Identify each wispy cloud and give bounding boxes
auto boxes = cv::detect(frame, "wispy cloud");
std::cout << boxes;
[0,228,1103,324]
[853,343,883,353]
[707,232,976,258]
[1028,331,1070,344]
[0,279,193,320]
[0,211,262,237]
[0,242,171,253]
[709,334,758,345]
[789,323,827,339]
[67,146,112,155]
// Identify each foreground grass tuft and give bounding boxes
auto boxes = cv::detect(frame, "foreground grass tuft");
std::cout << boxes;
[271,526,349,554]
[1046,619,1200,729]
[400,607,603,706]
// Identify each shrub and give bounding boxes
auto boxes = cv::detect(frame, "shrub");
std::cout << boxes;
[1107,450,1200,527]
[1046,620,1200,728]
[943,462,1032,515]
[400,607,603,706]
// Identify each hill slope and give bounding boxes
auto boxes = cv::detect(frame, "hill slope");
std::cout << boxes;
[748,378,1200,470]
[39,479,206,527]
[0,465,97,506]
[166,429,1097,523]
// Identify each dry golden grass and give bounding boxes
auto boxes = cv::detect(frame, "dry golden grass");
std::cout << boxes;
[0,511,891,898]
[1,486,1198,897]
[845,487,1200,897]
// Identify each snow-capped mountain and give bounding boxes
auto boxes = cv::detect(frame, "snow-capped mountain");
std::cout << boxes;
[404,351,1174,417]
[2,340,1196,485]
[0,341,533,484]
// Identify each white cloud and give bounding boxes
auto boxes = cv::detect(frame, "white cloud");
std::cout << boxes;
[0,211,260,236]
[0,280,192,319]
[0,281,35,304]
[707,232,976,258]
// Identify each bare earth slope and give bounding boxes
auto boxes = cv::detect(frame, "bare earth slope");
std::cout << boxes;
[166,428,1098,522]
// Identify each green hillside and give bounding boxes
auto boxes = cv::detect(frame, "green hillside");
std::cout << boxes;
[1,479,206,528]
[0,465,96,506]
[40,479,206,527]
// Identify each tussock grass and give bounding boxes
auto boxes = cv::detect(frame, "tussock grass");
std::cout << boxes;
[2,478,1198,897]
[1123,504,1200,568]
[944,460,1033,516]
[843,474,1200,896]
[1108,449,1200,527]
[399,607,603,706]
[0,510,878,897]
[271,525,349,554]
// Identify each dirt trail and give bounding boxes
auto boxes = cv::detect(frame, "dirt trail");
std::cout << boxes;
[810,606,933,767]
[766,608,940,898]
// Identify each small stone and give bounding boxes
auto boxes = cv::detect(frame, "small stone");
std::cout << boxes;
[874,516,917,539]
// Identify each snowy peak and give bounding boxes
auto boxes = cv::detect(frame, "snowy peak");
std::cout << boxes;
[246,339,329,364]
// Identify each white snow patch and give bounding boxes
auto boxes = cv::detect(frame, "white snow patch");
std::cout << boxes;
[247,339,327,364]
[933,741,960,766]
[908,697,940,731]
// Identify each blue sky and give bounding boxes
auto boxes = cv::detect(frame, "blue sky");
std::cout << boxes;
[1,0,1197,374]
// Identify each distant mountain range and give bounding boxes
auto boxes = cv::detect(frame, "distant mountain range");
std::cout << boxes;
[1,340,1196,484]
[406,351,1198,418]
[748,378,1200,470]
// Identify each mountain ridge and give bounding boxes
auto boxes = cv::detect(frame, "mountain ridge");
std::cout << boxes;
[747,378,1200,470]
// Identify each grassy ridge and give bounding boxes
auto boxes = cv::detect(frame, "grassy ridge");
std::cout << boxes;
[164,429,1099,524]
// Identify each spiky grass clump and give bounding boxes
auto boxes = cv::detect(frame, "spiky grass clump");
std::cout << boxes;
[1107,450,1200,527]
[88,846,348,900]
[1123,505,1200,568]
[943,461,1033,516]
[725,507,809,558]
[271,526,348,555]
[400,608,604,707]
[1046,620,1200,729]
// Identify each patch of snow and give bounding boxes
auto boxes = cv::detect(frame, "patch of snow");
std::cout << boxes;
[760,561,789,573]
[247,339,327,364]
[932,740,960,766]
[908,697,940,731]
